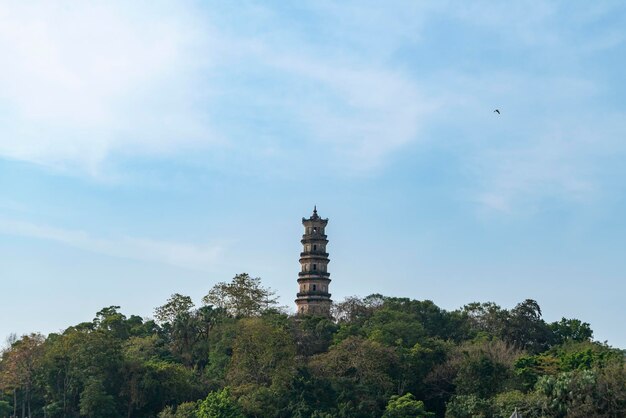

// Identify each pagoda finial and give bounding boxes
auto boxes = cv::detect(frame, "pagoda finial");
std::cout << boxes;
[311,205,319,219]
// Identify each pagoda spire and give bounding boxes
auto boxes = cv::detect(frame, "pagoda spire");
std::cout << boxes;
[311,205,319,220]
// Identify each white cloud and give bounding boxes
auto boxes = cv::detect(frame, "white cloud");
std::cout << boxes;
[1,0,623,186]
[428,67,626,213]
[466,107,626,213]
[0,2,436,175]
[0,218,222,271]
[474,133,596,212]
[266,53,436,170]
[0,2,221,173]
[451,1,559,46]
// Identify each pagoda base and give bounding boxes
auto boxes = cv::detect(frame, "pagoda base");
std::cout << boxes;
[295,298,332,316]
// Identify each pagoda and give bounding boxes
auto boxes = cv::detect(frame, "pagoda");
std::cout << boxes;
[295,207,332,316]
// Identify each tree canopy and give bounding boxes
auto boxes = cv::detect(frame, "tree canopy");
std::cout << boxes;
[1,273,623,418]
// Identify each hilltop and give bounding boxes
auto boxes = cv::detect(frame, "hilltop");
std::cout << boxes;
[1,273,624,418]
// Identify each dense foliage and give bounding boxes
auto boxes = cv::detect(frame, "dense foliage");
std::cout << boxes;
[1,273,624,417]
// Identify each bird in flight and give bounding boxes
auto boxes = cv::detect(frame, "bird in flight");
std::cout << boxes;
[494,109,500,114]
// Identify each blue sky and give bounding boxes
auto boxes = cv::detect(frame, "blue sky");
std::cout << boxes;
[1,1,625,348]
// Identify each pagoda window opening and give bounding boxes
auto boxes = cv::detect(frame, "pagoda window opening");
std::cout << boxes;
[313,264,317,270]
[313,284,317,291]
[313,244,317,251]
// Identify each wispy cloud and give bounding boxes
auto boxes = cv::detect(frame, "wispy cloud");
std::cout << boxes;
[0,1,436,176]
[0,218,222,271]
[463,94,626,213]
[262,52,436,171]
[0,2,221,174]
[1,0,624,197]
[473,132,596,212]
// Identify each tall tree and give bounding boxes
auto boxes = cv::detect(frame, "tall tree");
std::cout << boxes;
[504,299,552,353]
[226,317,296,417]
[0,333,45,418]
[155,294,198,366]
[154,294,195,325]
[79,378,118,418]
[310,336,399,418]
[549,318,593,344]
[203,273,279,318]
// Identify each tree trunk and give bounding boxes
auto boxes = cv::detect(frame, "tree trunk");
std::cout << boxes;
[63,368,68,418]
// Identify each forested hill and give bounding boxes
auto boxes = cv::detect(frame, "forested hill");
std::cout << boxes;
[1,274,624,418]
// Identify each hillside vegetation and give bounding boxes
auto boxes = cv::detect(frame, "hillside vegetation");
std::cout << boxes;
[1,273,624,418]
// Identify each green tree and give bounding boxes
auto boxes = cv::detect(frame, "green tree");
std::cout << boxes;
[310,336,399,417]
[94,306,131,339]
[428,339,522,402]
[79,378,118,418]
[38,324,125,417]
[382,393,434,418]
[175,401,200,417]
[121,334,200,417]
[381,298,467,341]
[363,308,425,348]
[454,340,522,398]
[0,292,620,418]
[444,395,490,418]
[514,353,560,390]
[291,315,338,357]
[0,400,11,417]
[462,302,508,339]
[226,318,296,389]
[490,390,543,418]
[549,318,593,344]
[535,365,626,418]
[332,295,380,324]
[203,273,279,317]
[155,294,229,370]
[197,388,244,418]
[504,299,552,353]
[158,401,199,418]
[204,319,238,386]
[158,405,177,418]
[225,317,296,417]
[397,338,449,407]
[154,294,195,325]
[282,367,336,417]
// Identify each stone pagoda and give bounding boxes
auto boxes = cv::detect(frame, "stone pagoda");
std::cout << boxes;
[295,206,332,316]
